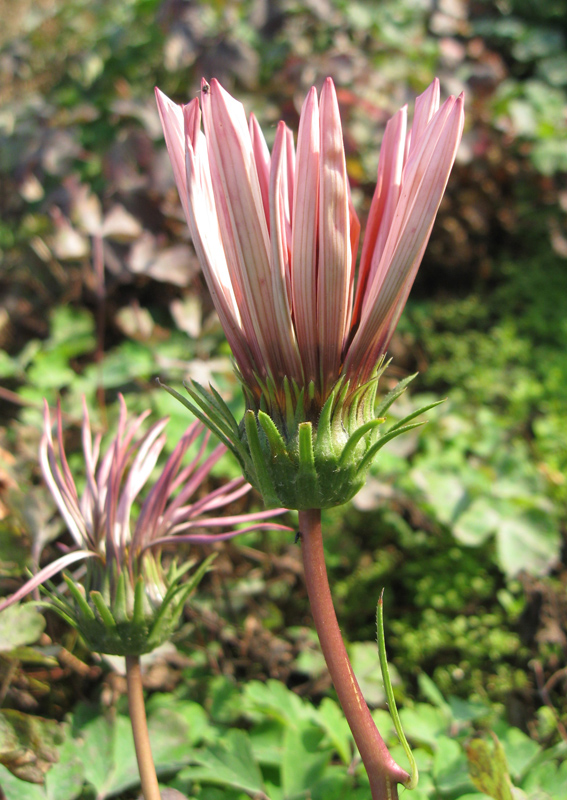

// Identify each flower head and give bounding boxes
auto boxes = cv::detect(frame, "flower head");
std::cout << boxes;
[0,397,288,654]
[155,78,464,509]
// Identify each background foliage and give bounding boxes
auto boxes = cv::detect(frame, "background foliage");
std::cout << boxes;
[0,0,566,798]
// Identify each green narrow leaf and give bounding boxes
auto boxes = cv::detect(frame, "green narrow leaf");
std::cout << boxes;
[244,411,280,507]
[184,382,241,444]
[283,377,295,433]
[157,379,238,456]
[37,601,77,630]
[338,418,385,467]
[314,385,337,459]
[374,373,417,419]
[377,592,418,790]
[258,411,289,459]
[63,575,96,621]
[179,552,217,597]
[132,577,145,627]
[113,572,128,624]
[297,422,318,500]
[387,399,444,433]
[208,384,242,434]
[89,592,116,628]
[292,386,307,432]
[357,422,424,475]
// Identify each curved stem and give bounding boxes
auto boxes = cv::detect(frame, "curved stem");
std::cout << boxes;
[299,509,409,800]
[125,655,161,800]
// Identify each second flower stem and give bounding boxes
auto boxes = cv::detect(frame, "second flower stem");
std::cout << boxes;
[125,654,161,800]
[298,508,409,800]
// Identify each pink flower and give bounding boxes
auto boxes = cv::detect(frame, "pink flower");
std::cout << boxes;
[0,397,287,615]
[155,77,464,409]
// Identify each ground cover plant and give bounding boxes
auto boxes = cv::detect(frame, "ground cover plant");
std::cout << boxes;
[1,0,566,798]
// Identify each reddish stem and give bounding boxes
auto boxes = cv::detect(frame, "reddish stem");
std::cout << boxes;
[299,508,409,800]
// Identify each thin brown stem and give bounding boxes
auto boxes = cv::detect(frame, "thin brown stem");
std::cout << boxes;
[299,508,409,800]
[125,655,161,800]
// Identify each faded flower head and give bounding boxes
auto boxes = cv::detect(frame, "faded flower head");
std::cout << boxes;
[155,78,464,509]
[0,397,287,654]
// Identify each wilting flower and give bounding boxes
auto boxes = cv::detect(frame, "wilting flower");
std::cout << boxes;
[155,78,464,510]
[0,397,288,654]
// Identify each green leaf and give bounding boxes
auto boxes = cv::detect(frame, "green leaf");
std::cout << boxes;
[497,726,540,782]
[316,698,352,766]
[0,764,45,800]
[70,710,118,796]
[447,696,491,724]
[0,710,63,783]
[434,735,473,794]
[522,758,567,797]
[417,673,452,718]
[466,735,515,800]
[0,604,45,651]
[281,721,332,799]
[189,730,265,796]
[243,680,315,727]
[0,351,21,379]
[248,720,284,767]
[208,676,243,724]
[69,701,204,798]
[398,704,448,748]
[453,498,501,546]
[45,731,84,800]
[145,695,212,747]
[410,469,467,526]
[496,509,561,577]
[97,714,139,796]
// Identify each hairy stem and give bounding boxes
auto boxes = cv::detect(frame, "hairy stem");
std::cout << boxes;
[299,508,409,800]
[125,655,161,800]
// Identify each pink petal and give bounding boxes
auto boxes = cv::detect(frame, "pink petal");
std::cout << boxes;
[156,87,255,381]
[284,124,296,223]
[317,78,352,391]
[346,93,465,379]
[155,88,192,222]
[407,78,440,159]
[0,550,99,612]
[202,79,300,382]
[268,121,302,374]
[40,406,86,548]
[352,106,407,327]
[183,111,257,380]
[249,113,271,228]
[149,521,291,546]
[291,86,320,384]
[114,419,169,549]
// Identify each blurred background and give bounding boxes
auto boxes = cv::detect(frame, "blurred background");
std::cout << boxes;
[0,1,566,798]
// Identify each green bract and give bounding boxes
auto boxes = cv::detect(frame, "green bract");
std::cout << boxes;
[40,554,215,656]
[161,366,440,511]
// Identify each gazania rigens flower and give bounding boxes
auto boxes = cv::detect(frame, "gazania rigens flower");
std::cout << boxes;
[155,78,464,510]
[0,397,288,655]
